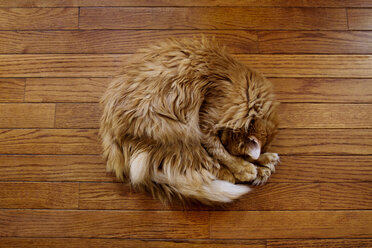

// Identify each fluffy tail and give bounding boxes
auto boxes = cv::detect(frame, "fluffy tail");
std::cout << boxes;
[128,149,250,204]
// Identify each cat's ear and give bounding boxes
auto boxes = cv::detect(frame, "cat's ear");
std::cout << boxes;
[247,135,261,160]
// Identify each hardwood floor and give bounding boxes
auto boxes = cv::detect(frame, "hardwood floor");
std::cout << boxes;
[0,1,371,247]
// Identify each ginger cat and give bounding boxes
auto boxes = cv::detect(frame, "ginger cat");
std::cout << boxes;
[100,39,279,204]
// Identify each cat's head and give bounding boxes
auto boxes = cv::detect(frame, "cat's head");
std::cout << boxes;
[217,69,279,160]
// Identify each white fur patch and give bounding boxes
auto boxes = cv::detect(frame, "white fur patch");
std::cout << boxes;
[203,180,251,203]
[129,150,150,184]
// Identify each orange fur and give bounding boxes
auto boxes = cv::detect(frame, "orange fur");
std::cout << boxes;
[100,39,279,204]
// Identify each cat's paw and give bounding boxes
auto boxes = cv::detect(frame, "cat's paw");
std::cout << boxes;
[252,166,271,185]
[232,160,257,183]
[217,166,236,184]
[256,152,280,173]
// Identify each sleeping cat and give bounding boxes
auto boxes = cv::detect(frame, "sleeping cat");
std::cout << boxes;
[100,39,279,204]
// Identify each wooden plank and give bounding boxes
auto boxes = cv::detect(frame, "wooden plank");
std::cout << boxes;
[0,182,78,209]
[55,103,101,128]
[0,8,78,30]
[348,9,372,30]
[0,55,127,77]
[210,211,372,239]
[0,103,55,128]
[236,54,372,78]
[271,78,372,103]
[271,156,372,183]
[230,183,320,210]
[0,210,209,239]
[79,7,347,30]
[2,55,372,78]
[0,78,25,103]
[267,239,372,248]
[78,183,171,210]
[320,183,372,210]
[271,129,372,155]
[0,30,257,54]
[25,78,108,103]
[278,104,372,128]
[1,0,372,7]
[259,31,372,54]
[23,78,372,103]
[0,155,109,182]
[0,238,265,248]
[0,129,100,155]
[79,183,319,210]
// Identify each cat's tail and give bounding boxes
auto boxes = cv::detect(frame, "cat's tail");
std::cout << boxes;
[129,149,250,204]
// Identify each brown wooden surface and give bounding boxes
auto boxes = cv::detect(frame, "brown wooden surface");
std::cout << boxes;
[0,103,55,128]
[0,238,265,248]
[2,54,372,78]
[0,129,100,154]
[0,78,25,102]
[210,211,372,239]
[348,9,372,30]
[0,3,371,247]
[0,30,257,54]
[0,182,78,209]
[259,31,372,53]
[79,7,347,30]
[1,0,372,7]
[0,8,78,30]
[0,210,209,239]
[267,239,372,248]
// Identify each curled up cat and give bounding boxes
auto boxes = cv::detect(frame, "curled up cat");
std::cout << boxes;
[100,39,280,204]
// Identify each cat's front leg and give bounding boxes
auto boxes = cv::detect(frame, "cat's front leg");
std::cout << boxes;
[202,134,258,182]
[251,153,280,185]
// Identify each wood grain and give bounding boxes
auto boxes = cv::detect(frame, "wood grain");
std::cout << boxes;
[320,183,372,210]
[78,183,171,210]
[79,7,347,30]
[0,103,55,128]
[0,78,25,102]
[0,238,265,248]
[236,54,372,78]
[348,9,372,30]
[267,239,372,248]
[55,103,101,128]
[0,155,109,182]
[0,182,78,209]
[0,210,209,239]
[0,129,100,155]
[3,55,372,78]
[0,55,127,78]
[210,211,372,239]
[271,156,372,183]
[229,183,320,210]
[25,78,108,103]
[1,0,372,7]
[259,31,372,53]
[23,77,372,103]
[271,129,372,155]
[278,104,372,128]
[0,30,257,54]
[0,8,78,30]
[271,78,372,103]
